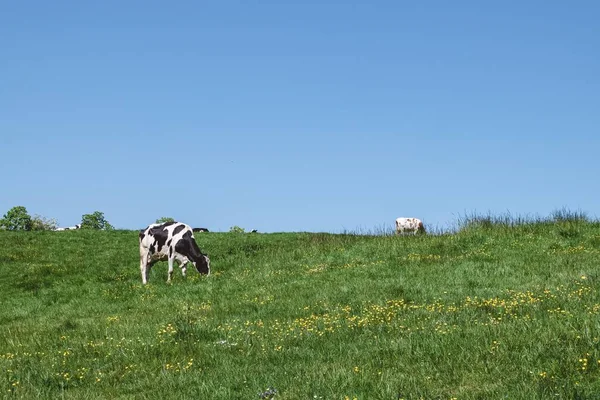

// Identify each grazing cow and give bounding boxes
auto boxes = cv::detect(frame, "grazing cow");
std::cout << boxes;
[192,227,209,233]
[249,229,258,233]
[55,224,81,231]
[395,217,425,235]
[139,221,210,284]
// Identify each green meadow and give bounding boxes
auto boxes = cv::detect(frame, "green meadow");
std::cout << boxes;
[1,215,600,399]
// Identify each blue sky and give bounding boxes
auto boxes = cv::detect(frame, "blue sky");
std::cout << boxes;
[1,1,599,232]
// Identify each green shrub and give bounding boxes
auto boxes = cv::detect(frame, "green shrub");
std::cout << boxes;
[80,211,114,230]
[229,225,245,233]
[156,217,175,224]
[0,206,33,231]
[30,214,58,231]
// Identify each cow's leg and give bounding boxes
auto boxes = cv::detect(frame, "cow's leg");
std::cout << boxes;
[167,256,175,283]
[140,250,150,285]
[180,260,188,278]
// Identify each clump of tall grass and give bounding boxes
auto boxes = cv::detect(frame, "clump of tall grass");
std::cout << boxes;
[340,224,396,237]
[456,209,594,235]
[551,207,589,223]
[457,211,537,231]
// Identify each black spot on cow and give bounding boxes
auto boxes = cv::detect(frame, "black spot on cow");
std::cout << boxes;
[174,231,195,259]
[167,239,172,247]
[148,225,169,253]
[169,247,173,257]
[173,224,185,236]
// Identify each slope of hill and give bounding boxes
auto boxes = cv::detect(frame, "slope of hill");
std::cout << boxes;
[1,220,600,398]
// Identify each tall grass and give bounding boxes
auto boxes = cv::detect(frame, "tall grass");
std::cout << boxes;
[1,213,600,399]
[455,208,594,233]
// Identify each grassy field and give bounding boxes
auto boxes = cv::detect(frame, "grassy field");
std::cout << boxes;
[1,216,600,399]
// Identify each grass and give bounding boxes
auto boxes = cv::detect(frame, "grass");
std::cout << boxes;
[1,214,600,399]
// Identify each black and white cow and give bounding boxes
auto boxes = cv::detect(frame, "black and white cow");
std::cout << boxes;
[139,221,210,284]
[192,227,209,233]
[55,224,81,231]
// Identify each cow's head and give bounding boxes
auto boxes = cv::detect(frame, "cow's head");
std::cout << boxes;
[195,253,210,275]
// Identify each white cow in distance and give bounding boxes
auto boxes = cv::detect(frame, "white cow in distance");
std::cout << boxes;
[395,218,425,235]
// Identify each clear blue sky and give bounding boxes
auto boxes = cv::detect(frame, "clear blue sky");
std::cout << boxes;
[1,1,599,232]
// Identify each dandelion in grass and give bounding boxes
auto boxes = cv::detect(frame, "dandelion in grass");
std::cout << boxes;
[489,340,500,353]
[579,354,590,371]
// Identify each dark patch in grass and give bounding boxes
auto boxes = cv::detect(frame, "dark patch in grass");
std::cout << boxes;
[389,285,406,299]
[557,225,581,239]
[170,306,220,344]
[172,319,220,344]
[240,243,265,256]
[42,376,74,393]
[60,319,78,331]
[589,235,600,248]
[97,272,134,283]
[466,279,480,290]
[221,242,265,257]
[40,291,61,306]
[16,276,54,292]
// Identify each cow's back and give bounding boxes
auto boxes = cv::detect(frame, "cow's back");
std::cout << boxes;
[395,217,424,233]
[140,221,198,256]
[140,222,176,256]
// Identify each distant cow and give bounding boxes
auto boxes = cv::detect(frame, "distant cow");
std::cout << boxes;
[55,224,81,231]
[395,218,425,235]
[192,227,209,233]
[139,222,210,284]
[250,229,258,233]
